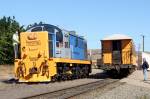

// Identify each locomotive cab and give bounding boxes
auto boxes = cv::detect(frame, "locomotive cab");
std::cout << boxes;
[27,24,70,58]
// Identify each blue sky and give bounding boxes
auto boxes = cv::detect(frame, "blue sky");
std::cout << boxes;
[0,0,150,51]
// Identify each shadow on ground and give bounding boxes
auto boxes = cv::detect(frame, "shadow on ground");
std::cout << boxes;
[1,70,126,84]
[2,78,18,84]
[88,71,110,79]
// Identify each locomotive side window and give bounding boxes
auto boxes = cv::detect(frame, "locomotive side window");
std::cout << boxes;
[31,27,42,32]
[56,41,59,47]
[65,42,69,48]
[48,34,53,57]
[56,31,63,42]
[43,26,54,33]
[56,31,63,48]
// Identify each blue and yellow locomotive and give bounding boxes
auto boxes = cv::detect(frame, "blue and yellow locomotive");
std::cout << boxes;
[14,24,91,82]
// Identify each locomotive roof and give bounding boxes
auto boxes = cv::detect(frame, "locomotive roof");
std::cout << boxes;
[102,34,132,40]
[26,23,85,39]
[26,24,62,32]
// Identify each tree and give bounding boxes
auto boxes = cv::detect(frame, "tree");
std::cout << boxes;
[0,16,25,64]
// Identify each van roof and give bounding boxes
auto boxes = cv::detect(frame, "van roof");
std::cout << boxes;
[102,34,132,40]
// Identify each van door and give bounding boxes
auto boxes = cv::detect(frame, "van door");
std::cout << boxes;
[112,40,122,64]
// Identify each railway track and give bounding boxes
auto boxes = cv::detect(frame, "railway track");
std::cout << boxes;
[23,79,123,99]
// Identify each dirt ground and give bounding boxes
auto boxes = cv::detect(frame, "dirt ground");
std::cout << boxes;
[0,65,14,81]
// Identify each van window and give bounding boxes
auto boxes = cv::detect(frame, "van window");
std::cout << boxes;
[112,40,121,51]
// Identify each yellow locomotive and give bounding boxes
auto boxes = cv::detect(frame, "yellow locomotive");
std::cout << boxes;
[14,24,91,82]
[100,34,137,76]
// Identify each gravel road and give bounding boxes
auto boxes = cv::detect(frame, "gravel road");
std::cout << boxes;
[71,70,150,99]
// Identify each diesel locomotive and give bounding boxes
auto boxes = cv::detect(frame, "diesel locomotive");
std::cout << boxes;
[14,24,91,82]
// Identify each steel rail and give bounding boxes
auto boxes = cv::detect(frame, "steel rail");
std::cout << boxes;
[23,79,122,99]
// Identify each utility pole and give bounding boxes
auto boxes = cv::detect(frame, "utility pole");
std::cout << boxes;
[141,35,145,52]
